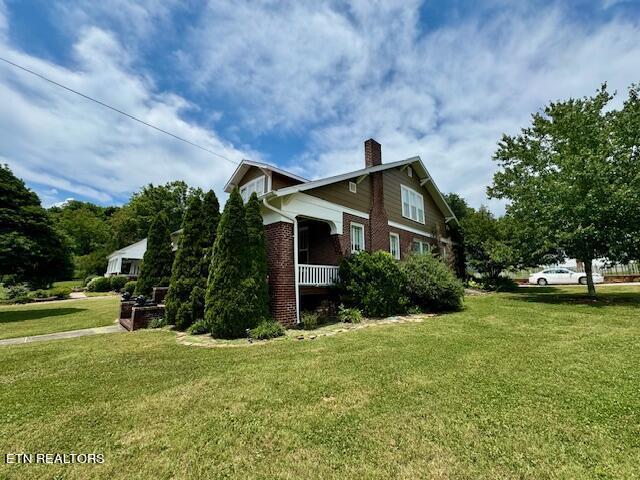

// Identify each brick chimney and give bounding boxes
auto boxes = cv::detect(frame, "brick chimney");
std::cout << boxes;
[365,139,389,252]
[364,138,382,167]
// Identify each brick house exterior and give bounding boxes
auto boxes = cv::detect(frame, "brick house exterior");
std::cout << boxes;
[224,139,459,326]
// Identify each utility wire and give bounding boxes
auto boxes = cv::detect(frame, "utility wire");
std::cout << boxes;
[0,56,239,166]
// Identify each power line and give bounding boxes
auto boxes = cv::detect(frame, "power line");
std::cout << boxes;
[0,56,239,166]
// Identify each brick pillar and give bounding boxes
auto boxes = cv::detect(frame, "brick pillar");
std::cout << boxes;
[265,222,297,326]
[365,138,382,167]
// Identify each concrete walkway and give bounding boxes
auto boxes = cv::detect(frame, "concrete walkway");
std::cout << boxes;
[0,324,126,347]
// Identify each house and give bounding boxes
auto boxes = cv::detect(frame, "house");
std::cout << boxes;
[225,139,459,325]
[105,232,180,277]
[106,139,459,325]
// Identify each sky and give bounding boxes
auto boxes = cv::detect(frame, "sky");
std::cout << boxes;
[1,0,639,211]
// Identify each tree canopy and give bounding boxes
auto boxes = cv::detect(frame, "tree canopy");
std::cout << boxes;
[0,164,73,287]
[489,83,640,296]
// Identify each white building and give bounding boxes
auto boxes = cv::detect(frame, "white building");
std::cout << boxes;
[105,238,147,277]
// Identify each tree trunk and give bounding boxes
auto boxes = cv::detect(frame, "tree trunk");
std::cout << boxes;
[584,258,597,298]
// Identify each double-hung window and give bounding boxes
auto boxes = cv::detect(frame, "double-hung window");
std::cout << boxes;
[240,176,266,203]
[412,239,430,254]
[389,233,400,260]
[350,223,365,253]
[401,185,425,224]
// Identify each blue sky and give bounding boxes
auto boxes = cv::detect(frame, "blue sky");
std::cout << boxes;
[1,0,639,211]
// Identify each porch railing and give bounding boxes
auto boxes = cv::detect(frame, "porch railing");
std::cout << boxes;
[299,264,340,286]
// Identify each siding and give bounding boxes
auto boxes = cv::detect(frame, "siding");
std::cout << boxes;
[237,166,265,186]
[383,167,445,234]
[306,177,371,214]
[272,172,303,190]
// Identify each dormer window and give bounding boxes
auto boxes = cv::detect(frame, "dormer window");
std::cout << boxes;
[240,175,266,202]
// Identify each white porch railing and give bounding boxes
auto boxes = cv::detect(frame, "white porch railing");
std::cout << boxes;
[299,264,339,286]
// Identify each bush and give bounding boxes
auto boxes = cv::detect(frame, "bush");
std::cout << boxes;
[479,276,518,292]
[337,251,408,317]
[338,305,362,323]
[109,276,128,292]
[48,286,71,299]
[402,253,464,312]
[148,316,167,329]
[123,281,137,295]
[86,276,112,292]
[250,320,285,339]
[301,311,321,330]
[5,284,32,304]
[29,289,50,299]
[187,319,209,335]
[83,274,98,287]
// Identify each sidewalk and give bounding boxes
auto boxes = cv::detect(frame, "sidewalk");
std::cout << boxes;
[0,324,126,347]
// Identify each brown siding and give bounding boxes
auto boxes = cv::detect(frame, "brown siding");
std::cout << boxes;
[383,167,445,234]
[272,172,303,190]
[306,178,371,214]
[237,166,265,187]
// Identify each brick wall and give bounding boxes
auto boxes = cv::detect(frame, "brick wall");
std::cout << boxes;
[152,287,169,305]
[389,226,436,260]
[265,222,297,326]
[336,213,370,255]
[369,171,390,252]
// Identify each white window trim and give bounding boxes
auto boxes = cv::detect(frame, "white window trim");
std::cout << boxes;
[348,181,357,193]
[389,232,400,260]
[401,185,425,224]
[350,222,365,253]
[240,175,266,202]
[412,239,430,254]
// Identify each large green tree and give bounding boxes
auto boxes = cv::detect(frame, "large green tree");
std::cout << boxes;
[205,189,258,338]
[164,196,206,329]
[489,84,640,296]
[0,165,73,287]
[200,189,221,281]
[245,193,270,321]
[461,207,516,281]
[134,212,173,296]
[444,193,474,279]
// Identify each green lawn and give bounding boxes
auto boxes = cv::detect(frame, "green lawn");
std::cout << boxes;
[52,279,84,289]
[0,286,638,479]
[0,297,119,339]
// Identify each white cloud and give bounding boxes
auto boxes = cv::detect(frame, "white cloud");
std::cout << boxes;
[0,26,251,204]
[180,1,640,210]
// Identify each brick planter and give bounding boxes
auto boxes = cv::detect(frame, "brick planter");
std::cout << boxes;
[152,287,169,305]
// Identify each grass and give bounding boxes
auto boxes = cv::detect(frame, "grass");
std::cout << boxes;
[0,297,119,339]
[52,279,84,289]
[0,286,638,479]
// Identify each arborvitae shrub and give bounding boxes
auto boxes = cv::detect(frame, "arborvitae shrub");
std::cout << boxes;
[205,189,259,338]
[200,189,220,280]
[134,212,173,296]
[337,251,408,317]
[245,193,270,321]
[401,253,464,311]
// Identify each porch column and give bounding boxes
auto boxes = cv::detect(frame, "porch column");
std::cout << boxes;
[265,222,297,326]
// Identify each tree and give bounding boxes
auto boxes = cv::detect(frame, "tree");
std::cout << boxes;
[205,188,258,338]
[0,165,73,287]
[489,84,640,296]
[134,212,173,296]
[461,207,516,281]
[444,193,474,279]
[245,193,270,320]
[200,189,221,280]
[164,196,206,329]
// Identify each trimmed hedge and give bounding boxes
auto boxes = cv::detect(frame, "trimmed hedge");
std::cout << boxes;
[109,276,128,292]
[86,276,111,292]
[123,281,137,295]
[402,253,464,311]
[337,251,409,317]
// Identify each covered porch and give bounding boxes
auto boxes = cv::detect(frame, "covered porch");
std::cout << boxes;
[296,218,341,287]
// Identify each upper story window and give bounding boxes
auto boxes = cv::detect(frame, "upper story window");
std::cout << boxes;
[350,222,365,253]
[401,185,425,224]
[240,175,266,203]
[412,239,430,254]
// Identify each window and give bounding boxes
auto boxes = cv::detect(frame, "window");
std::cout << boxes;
[401,185,425,224]
[349,181,357,193]
[240,175,266,202]
[298,226,309,264]
[412,239,430,254]
[350,223,365,253]
[407,166,413,178]
[389,233,400,260]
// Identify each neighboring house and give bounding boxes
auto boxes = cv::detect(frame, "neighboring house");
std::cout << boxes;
[225,139,459,325]
[105,232,180,277]
[105,139,459,325]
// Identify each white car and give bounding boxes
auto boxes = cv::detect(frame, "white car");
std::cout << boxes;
[528,268,604,286]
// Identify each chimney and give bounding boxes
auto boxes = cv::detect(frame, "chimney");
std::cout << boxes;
[364,138,382,167]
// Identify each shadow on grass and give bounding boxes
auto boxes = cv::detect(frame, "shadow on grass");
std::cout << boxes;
[508,288,640,308]
[0,308,87,324]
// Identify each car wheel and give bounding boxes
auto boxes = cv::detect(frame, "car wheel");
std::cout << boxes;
[579,277,587,285]
[537,278,547,286]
